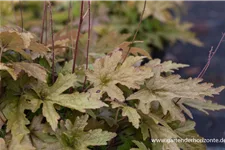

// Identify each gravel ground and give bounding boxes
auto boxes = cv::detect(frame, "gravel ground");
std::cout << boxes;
[165,1,225,148]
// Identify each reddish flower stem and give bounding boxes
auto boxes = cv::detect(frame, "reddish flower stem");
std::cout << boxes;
[83,1,91,90]
[48,2,55,83]
[174,33,225,107]
[121,0,146,64]
[41,1,47,44]
[19,0,23,32]
[198,33,225,78]
[72,1,84,73]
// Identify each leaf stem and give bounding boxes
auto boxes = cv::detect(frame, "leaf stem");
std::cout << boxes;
[41,1,47,44]
[67,1,72,34]
[19,0,23,32]
[83,1,91,90]
[198,33,225,78]
[0,46,3,97]
[121,0,146,64]
[72,1,84,73]
[174,32,225,105]
[48,2,55,83]
[45,5,48,46]
[115,108,121,122]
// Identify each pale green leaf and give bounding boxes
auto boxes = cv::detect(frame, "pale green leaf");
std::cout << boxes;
[174,120,206,150]
[2,98,34,150]
[78,129,116,149]
[86,51,153,101]
[127,74,225,122]
[29,115,62,150]
[111,102,140,128]
[149,123,180,150]
[47,92,108,112]
[56,115,116,150]
[146,59,189,73]
[48,73,77,96]
[73,114,89,131]
[179,98,225,116]
[42,101,60,131]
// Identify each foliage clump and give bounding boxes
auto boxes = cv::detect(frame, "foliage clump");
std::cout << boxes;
[0,26,224,150]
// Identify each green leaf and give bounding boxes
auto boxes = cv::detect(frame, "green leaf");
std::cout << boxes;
[149,123,180,150]
[48,73,77,96]
[111,102,140,129]
[140,112,173,141]
[56,115,116,150]
[2,98,34,150]
[174,120,206,150]
[72,115,88,131]
[42,101,60,131]
[78,129,116,149]
[47,92,108,113]
[29,115,62,150]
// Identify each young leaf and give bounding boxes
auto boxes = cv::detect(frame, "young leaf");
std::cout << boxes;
[48,73,77,96]
[86,50,153,101]
[111,102,141,129]
[56,115,116,150]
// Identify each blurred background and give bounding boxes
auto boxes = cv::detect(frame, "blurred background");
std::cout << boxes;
[1,1,225,149]
[165,2,225,150]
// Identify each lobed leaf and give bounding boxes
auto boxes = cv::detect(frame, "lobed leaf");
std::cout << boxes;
[86,50,153,101]
[111,102,141,129]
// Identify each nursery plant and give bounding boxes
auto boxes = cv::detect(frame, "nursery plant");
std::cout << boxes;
[0,1,225,150]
